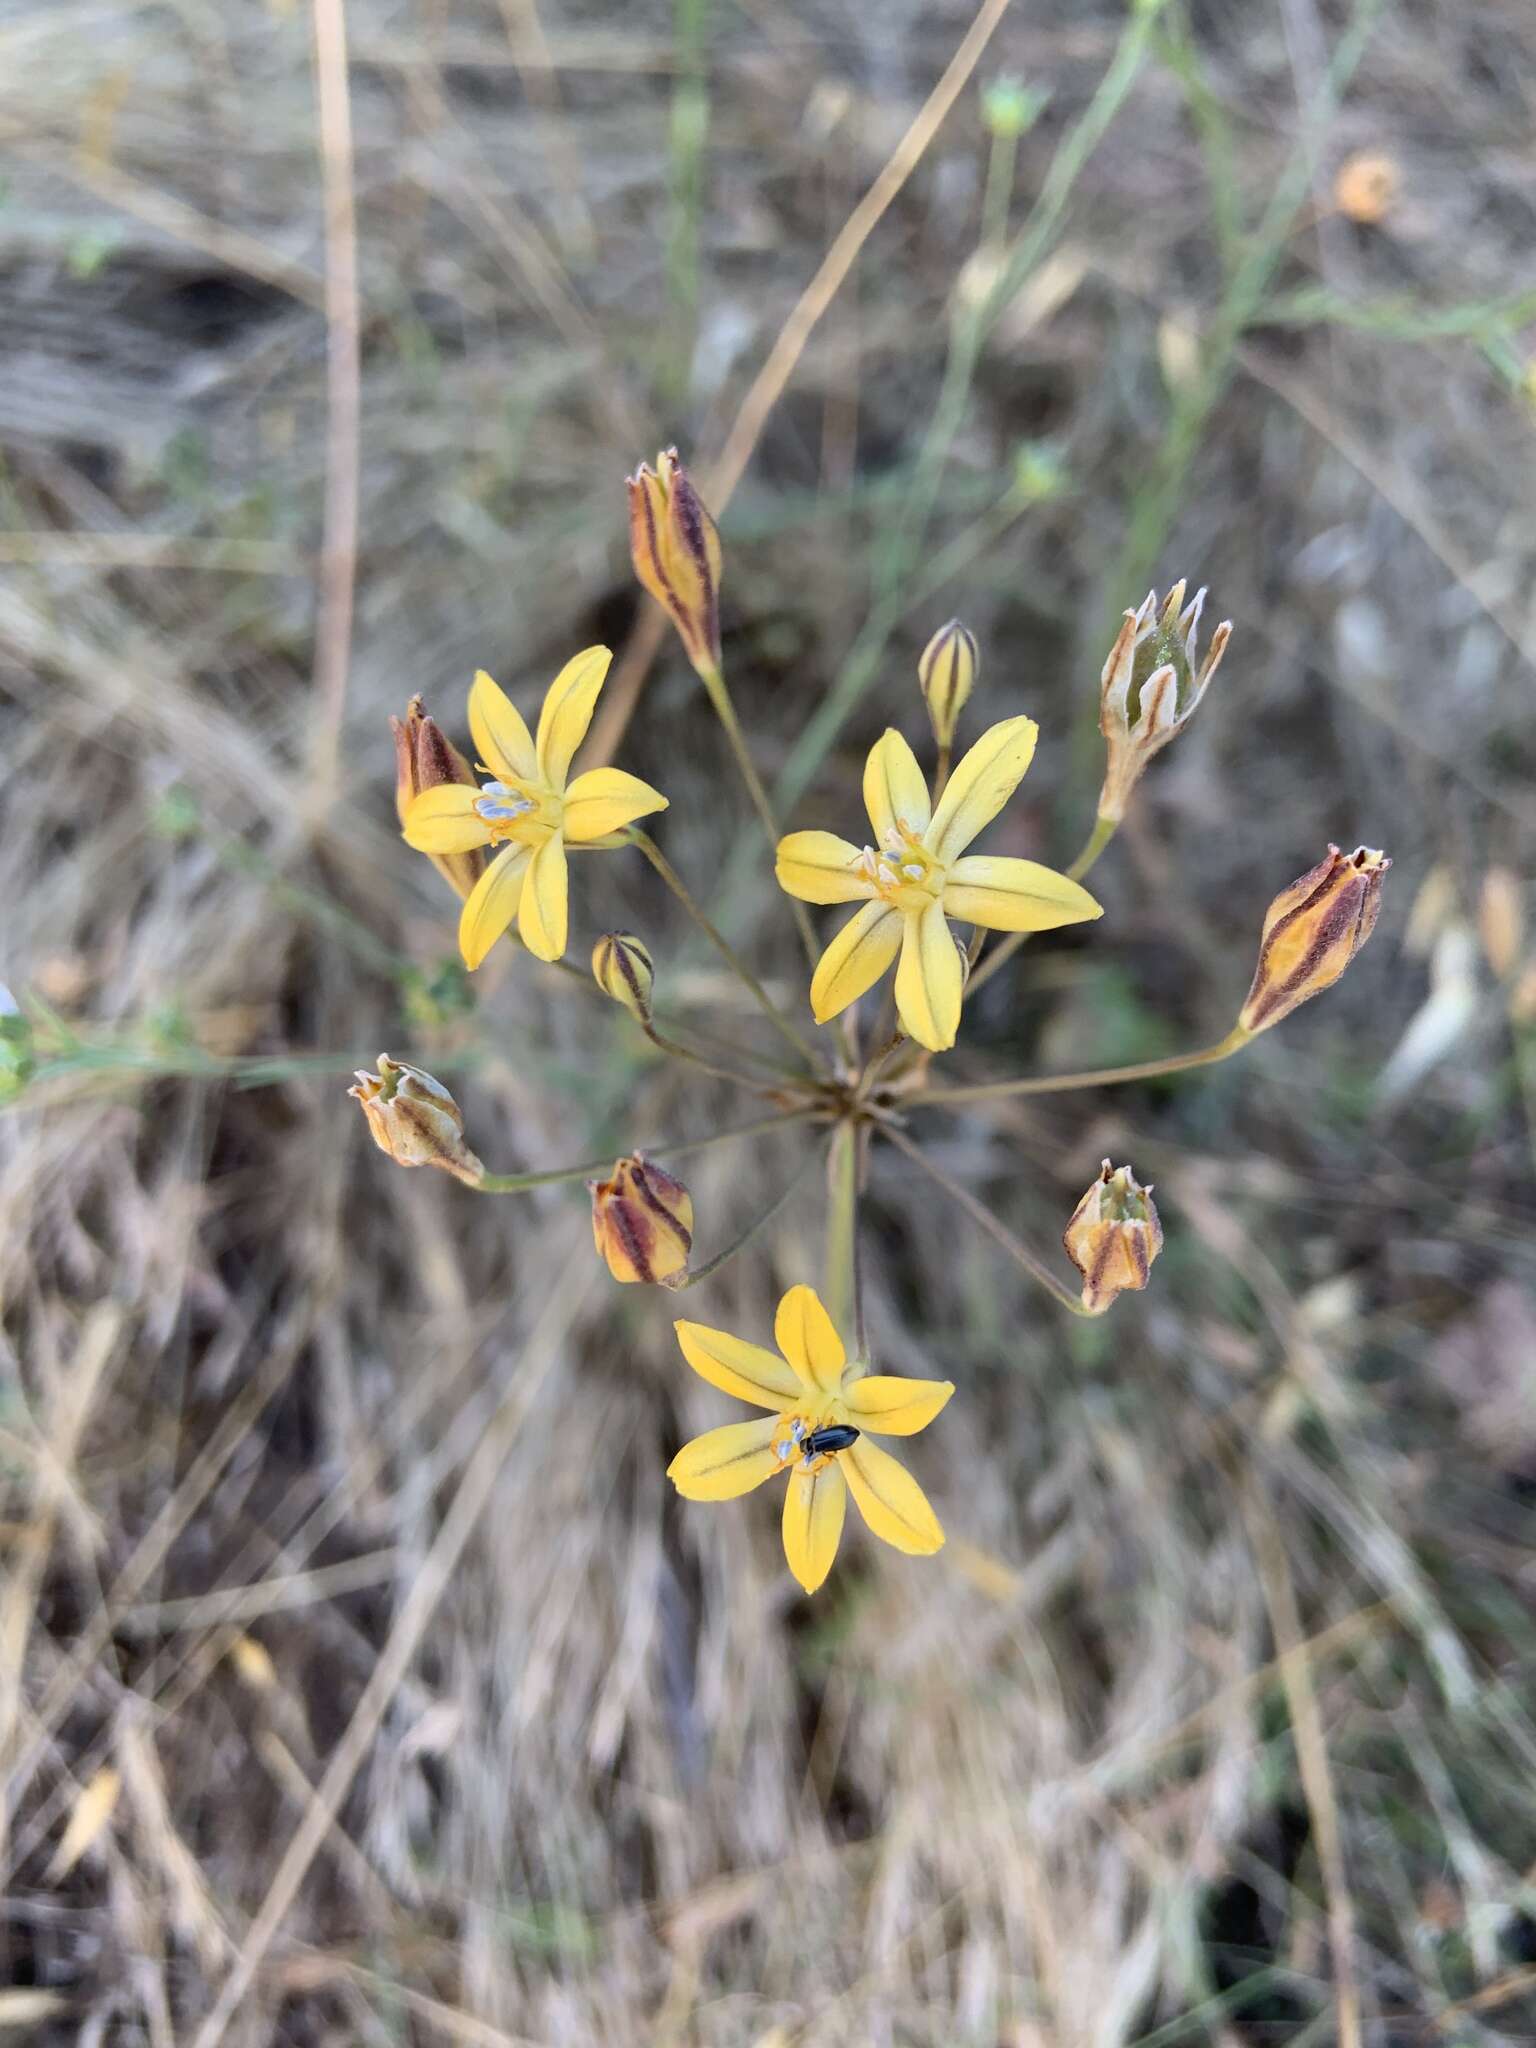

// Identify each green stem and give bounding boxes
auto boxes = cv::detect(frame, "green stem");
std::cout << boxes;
[630,829,823,1069]
[965,812,1119,1001]
[474,1106,820,1193]
[675,1150,817,1290]
[643,1024,794,1098]
[823,1119,860,1351]
[910,1025,1252,1109]
[699,662,821,971]
[881,1123,1091,1317]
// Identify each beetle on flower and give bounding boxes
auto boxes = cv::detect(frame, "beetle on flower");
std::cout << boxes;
[667,1283,954,1594]
[775,720,1102,1051]
[399,648,668,969]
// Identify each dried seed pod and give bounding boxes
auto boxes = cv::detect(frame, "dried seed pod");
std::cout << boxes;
[1063,1160,1163,1315]
[349,1056,484,1185]
[1097,581,1231,823]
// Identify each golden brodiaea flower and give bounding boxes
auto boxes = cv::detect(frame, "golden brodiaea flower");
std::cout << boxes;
[667,1284,953,1594]
[775,721,1102,1052]
[400,649,668,969]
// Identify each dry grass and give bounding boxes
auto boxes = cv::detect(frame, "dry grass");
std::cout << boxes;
[4,0,1536,2042]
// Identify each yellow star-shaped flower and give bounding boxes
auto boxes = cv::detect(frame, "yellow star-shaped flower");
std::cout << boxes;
[400,648,668,968]
[775,719,1102,1051]
[667,1284,953,1594]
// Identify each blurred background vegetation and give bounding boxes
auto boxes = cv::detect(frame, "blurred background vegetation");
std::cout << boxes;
[3,0,1535,2041]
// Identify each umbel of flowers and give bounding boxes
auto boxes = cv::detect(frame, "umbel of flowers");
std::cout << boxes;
[355,449,1390,1595]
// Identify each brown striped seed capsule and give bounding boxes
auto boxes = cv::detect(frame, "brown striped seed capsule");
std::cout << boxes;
[349,1056,484,1186]
[591,932,654,1026]
[1238,844,1391,1035]
[917,619,978,752]
[1063,1161,1163,1315]
[1097,581,1231,823]
[390,695,487,901]
[626,448,723,681]
[590,1154,693,1288]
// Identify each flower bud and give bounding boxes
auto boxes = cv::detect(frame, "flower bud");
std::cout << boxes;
[349,1056,484,1185]
[590,1154,693,1287]
[1063,1160,1163,1315]
[626,448,723,681]
[917,619,978,753]
[1097,581,1231,823]
[390,696,487,901]
[1238,844,1390,1036]
[591,932,654,1026]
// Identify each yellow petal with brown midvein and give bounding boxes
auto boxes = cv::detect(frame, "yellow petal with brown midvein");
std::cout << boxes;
[862,727,931,843]
[894,897,962,1051]
[773,1284,845,1397]
[925,715,1039,863]
[562,767,668,842]
[775,831,873,905]
[843,1439,944,1555]
[517,832,568,960]
[809,901,902,1022]
[942,856,1102,933]
[674,1320,803,1409]
[457,843,531,970]
[667,1417,781,1500]
[469,669,538,784]
[782,1463,847,1593]
[535,646,611,788]
[841,1375,955,1437]
[403,785,491,854]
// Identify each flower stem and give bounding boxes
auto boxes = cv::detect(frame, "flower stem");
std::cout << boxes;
[964,812,1119,1001]
[643,1023,800,1099]
[881,1123,1091,1317]
[824,1118,861,1351]
[908,1024,1252,1109]
[675,1150,818,1290]
[699,660,821,971]
[474,1106,820,1193]
[630,829,823,1069]
[931,742,952,802]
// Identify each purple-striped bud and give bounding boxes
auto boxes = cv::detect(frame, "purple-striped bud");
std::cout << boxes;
[627,448,723,681]
[917,619,978,752]
[590,1154,694,1288]
[1238,845,1390,1035]
[592,931,655,1026]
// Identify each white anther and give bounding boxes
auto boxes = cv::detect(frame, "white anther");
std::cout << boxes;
[474,779,535,823]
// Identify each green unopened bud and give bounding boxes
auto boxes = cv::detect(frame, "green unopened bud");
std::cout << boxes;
[917,619,979,753]
[981,75,1046,139]
[592,932,654,1026]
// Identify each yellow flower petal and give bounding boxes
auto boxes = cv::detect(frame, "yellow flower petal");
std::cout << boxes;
[774,1283,844,1397]
[942,855,1103,933]
[403,785,491,854]
[535,646,611,788]
[843,1438,944,1555]
[863,727,931,844]
[468,668,537,784]
[894,898,962,1051]
[775,831,873,906]
[925,715,1039,863]
[517,832,568,960]
[674,1320,803,1409]
[842,1375,955,1437]
[667,1416,781,1500]
[809,900,902,1024]
[458,842,531,970]
[782,1463,847,1594]
[562,767,669,843]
